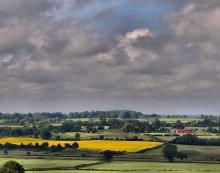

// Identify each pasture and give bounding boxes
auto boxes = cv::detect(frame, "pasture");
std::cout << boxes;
[85,161,220,172]
[0,159,216,173]
[0,158,97,170]
[0,157,219,173]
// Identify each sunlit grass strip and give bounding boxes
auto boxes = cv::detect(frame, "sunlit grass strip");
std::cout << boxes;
[0,137,162,152]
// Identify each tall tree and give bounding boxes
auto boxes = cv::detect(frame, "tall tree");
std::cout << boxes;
[162,144,177,162]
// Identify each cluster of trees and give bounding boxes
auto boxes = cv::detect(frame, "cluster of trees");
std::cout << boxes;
[101,150,125,162]
[0,127,34,137]
[207,126,219,133]
[122,119,175,133]
[0,126,53,139]
[196,117,220,127]
[0,110,143,121]
[162,144,188,162]
[1,141,79,153]
[172,134,220,146]
[69,110,143,119]
[166,115,187,118]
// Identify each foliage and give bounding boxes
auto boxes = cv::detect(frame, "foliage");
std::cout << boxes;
[40,129,52,140]
[0,160,25,173]
[72,142,79,149]
[176,152,188,161]
[172,120,185,129]
[75,133,80,140]
[4,149,8,155]
[102,150,114,161]
[172,134,220,146]
[162,144,177,162]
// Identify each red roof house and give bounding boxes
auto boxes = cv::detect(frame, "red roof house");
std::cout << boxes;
[175,129,193,134]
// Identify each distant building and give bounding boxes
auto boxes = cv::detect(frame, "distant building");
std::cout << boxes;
[175,129,193,134]
[170,129,176,133]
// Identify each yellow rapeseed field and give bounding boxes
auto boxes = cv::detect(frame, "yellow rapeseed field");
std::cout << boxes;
[0,137,162,152]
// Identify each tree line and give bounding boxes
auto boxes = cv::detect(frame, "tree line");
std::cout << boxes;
[172,134,220,146]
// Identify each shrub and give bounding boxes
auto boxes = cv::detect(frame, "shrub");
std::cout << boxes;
[0,160,25,173]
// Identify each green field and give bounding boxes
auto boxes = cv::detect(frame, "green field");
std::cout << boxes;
[1,143,219,173]
[0,158,97,170]
[85,161,220,172]
[54,130,154,141]
[22,160,220,173]
[25,171,220,173]
[0,158,218,173]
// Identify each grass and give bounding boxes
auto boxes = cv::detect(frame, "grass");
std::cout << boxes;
[0,125,23,128]
[26,171,220,173]
[56,130,154,141]
[177,145,220,161]
[138,117,203,123]
[65,118,100,122]
[54,132,100,140]
[0,158,97,170]
[0,137,162,152]
[0,159,217,173]
[85,161,220,172]
[115,144,220,162]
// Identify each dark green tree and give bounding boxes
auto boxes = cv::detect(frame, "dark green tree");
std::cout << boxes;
[40,129,52,140]
[176,152,188,161]
[56,144,63,151]
[4,149,8,155]
[72,142,79,149]
[0,160,25,173]
[162,144,177,162]
[75,133,80,140]
[152,118,162,129]
[173,120,185,129]
[102,150,114,162]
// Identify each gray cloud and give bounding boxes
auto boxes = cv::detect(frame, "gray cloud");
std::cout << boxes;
[1,0,220,114]
[0,0,59,21]
[72,0,92,9]
[95,7,115,20]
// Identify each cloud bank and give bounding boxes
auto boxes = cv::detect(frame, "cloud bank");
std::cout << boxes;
[0,0,220,114]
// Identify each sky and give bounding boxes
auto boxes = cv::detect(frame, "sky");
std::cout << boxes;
[1,0,220,114]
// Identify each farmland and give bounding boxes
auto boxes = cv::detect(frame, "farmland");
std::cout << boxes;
[0,111,219,172]
[0,159,219,173]
[0,137,162,152]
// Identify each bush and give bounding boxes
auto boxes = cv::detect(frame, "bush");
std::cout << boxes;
[0,160,25,173]
[3,149,8,155]
[72,142,79,149]
[102,150,114,162]
[162,144,177,162]
[99,135,104,140]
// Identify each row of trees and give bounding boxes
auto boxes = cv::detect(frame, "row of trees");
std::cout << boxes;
[172,134,220,146]
[162,144,188,162]
[0,110,143,120]
[0,141,79,151]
